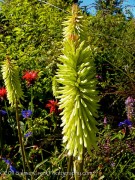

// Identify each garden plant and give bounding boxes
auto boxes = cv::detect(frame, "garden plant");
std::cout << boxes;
[0,0,135,180]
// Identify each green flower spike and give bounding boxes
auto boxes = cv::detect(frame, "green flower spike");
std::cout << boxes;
[54,4,99,160]
[1,56,23,105]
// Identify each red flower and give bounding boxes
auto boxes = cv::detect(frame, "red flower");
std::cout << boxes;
[22,71,38,86]
[0,87,7,99]
[46,100,59,114]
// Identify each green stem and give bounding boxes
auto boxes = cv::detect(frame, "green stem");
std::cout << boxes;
[15,101,27,180]
[30,86,34,147]
[41,149,44,161]
[24,145,34,180]
[0,113,2,156]
[74,149,84,180]
[66,155,73,180]
[16,101,34,180]
[4,100,10,121]
[30,86,34,114]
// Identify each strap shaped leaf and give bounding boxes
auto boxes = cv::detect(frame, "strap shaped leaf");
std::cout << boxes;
[1,57,24,105]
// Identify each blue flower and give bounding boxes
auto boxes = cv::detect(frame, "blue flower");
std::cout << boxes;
[2,158,11,165]
[24,131,32,138]
[0,110,7,116]
[118,119,132,127]
[21,110,32,118]
[10,165,17,173]
[2,158,17,173]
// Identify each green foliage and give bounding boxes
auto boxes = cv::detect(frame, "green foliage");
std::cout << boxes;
[95,0,124,15]
[83,124,135,180]
[0,0,70,73]
[87,12,135,117]
[0,0,135,179]
[27,117,49,135]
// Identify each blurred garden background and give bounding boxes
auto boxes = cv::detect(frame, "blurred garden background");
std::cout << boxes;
[0,0,135,179]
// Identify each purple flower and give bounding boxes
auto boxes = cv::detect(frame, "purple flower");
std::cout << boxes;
[104,117,107,124]
[24,131,32,138]
[95,75,102,79]
[10,165,17,173]
[0,110,7,116]
[118,119,132,127]
[21,110,32,118]
[125,96,135,106]
[2,158,11,165]
[111,162,115,167]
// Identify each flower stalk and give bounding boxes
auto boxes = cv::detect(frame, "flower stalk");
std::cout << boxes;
[30,86,34,114]
[53,4,99,178]
[1,57,34,179]
[66,155,73,180]
[0,113,2,155]
[15,101,27,175]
